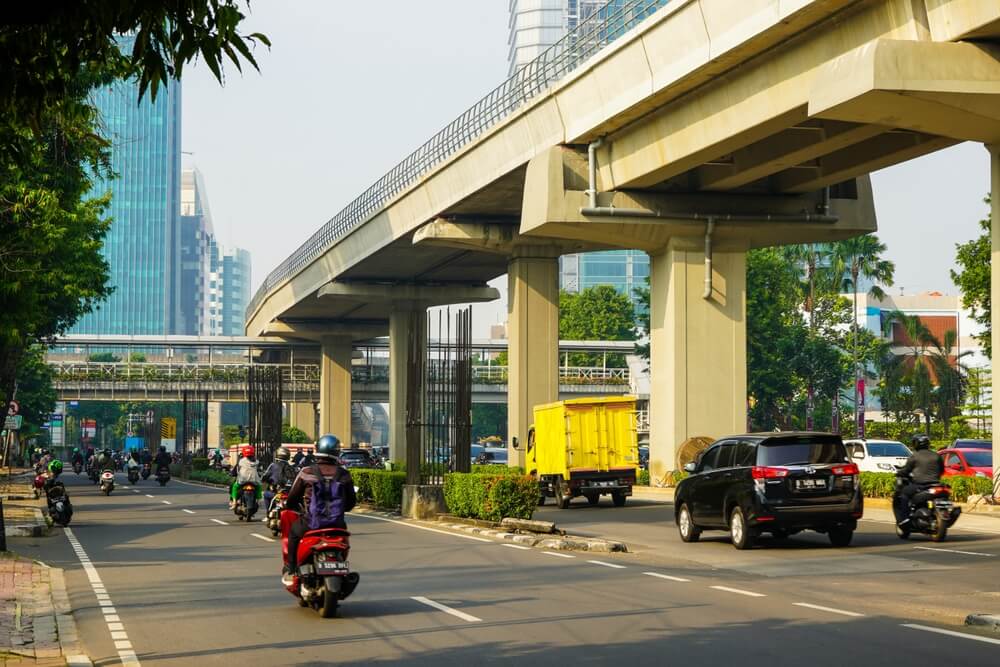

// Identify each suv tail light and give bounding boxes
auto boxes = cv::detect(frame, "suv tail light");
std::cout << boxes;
[751,466,790,479]
[831,464,859,476]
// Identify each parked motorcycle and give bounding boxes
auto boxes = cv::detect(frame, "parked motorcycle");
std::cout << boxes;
[100,470,115,496]
[234,482,259,521]
[893,474,961,542]
[140,463,152,480]
[280,509,359,617]
[156,466,170,487]
[46,479,73,526]
[266,484,291,537]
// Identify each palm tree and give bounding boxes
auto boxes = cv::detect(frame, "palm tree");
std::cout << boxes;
[927,329,972,436]
[831,235,895,433]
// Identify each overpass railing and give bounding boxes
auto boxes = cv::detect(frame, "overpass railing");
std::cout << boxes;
[247,0,671,319]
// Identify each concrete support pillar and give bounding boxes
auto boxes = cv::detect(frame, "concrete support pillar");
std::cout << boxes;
[507,248,560,468]
[288,402,317,441]
[320,336,352,443]
[389,309,427,464]
[648,239,747,484]
[989,143,999,486]
[207,402,221,449]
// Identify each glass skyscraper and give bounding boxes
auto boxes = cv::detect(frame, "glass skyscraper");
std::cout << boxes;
[71,41,182,335]
[208,247,251,336]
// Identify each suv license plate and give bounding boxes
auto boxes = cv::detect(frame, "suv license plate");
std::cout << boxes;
[795,478,825,490]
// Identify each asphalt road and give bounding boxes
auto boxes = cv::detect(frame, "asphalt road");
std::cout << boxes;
[10,473,1000,666]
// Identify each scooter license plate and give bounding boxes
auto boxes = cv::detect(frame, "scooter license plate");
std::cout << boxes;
[315,560,349,574]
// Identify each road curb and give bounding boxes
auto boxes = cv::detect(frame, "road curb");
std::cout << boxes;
[48,565,93,666]
[3,507,50,537]
[434,518,628,552]
[965,613,1000,633]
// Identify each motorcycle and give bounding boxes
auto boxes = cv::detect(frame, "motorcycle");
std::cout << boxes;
[127,466,140,484]
[156,466,170,487]
[100,469,115,496]
[266,484,291,537]
[89,465,99,485]
[73,461,83,475]
[234,483,260,521]
[46,479,73,527]
[893,474,961,542]
[140,463,152,480]
[280,509,359,617]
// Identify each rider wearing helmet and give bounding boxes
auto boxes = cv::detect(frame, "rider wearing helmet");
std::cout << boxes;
[70,447,84,468]
[48,459,64,478]
[96,448,114,472]
[229,445,262,508]
[282,435,356,585]
[153,445,171,472]
[896,434,944,526]
[262,446,297,509]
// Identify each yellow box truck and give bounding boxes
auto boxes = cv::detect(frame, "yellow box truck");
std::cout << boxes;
[522,396,639,509]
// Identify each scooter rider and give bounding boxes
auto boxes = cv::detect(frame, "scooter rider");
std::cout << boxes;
[281,434,356,585]
[263,446,297,509]
[153,446,171,474]
[70,448,84,469]
[96,448,114,472]
[230,445,262,509]
[896,434,944,526]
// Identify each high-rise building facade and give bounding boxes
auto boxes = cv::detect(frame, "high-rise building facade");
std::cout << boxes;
[71,39,182,335]
[207,247,251,336]
[179,168,215,335]
[508,0,650,307]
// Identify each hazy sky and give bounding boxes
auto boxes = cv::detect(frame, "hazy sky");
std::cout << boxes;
[182,1,992,335]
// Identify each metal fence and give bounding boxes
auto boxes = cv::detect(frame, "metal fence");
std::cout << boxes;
[247,0,671,319]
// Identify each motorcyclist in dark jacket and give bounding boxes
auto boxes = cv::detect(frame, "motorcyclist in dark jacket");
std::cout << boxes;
[263,446,297,510]
[896,434,944,525]
[153,446,171,472]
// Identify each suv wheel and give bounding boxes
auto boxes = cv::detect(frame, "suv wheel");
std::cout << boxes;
[828,524,854,547]
[729,506,755,550]
[677,503,700,543]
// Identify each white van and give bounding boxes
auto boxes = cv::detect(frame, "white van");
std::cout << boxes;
[843,439,912,473]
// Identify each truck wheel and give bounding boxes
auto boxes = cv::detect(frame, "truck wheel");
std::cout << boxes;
[585,494,599,506]
[611,492,626,507]
[556,480,570,509]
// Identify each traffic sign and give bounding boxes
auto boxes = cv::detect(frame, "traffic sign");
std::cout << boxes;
[3,415,22,430]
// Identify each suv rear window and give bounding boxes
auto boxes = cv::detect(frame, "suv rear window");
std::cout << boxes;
[757,437,848,466]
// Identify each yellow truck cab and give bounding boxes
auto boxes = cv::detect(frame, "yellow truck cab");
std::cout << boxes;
[521,396,639,509]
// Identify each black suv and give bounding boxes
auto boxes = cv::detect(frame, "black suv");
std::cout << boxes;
[674,432,862,550]
[338,449,377,469]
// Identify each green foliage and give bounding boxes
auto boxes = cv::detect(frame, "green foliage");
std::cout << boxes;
[471,404,507,443]
[168,463,183,478]
[128,352,147,363]
[190,469,232,485]
[350,470,406,509]
[444,473,538,521]
[559,285,636,366]
[13,346,56,433]
[222,425,242,447]
[634,278,650,363]
[952,197,991,359]
[470,464,522,476]
[858,472,896,498]
[637,469,650,486]
[192,457,209,471]
[281,423,310,444]
[87,352,121,362]
[859,472,993,502]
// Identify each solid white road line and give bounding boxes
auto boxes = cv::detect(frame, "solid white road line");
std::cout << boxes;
[161,500,172,505]
[643,572,691,582]
[64,528,140,667]
[587,559,626,569]
[251,533,275,542]
[182,509,196,514]
[211,518,228,526]
[411,596,482,623]
[793,602,864,617]
[501,544,531,550]
[710,585,766,598]
[542,551,575,559]
[355,512,493,543]
[901,623,1000,646]
[913,546,995,557]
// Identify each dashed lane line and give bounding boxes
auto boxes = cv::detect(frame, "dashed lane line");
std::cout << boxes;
[411,596,482,623]
[912,546,995,557]
[643,572,690,582]
[145,494,154,498]
[710,585,766,598]
[793,602,864,617]
[211,519,228,526]
[354,512,493,543]
[501,544,531,551]
[161,500,172,505]
[251,533,275,543]
[902,623,1000,646]
[587,560,626,569]
[64,528,140,666]
[542,551,575,559]
[182,509,196,514]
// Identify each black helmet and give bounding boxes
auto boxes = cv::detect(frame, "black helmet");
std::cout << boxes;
[911,434,931,450]
[159,446,166,453]
[315,434,341,460]
[275,446,291,461]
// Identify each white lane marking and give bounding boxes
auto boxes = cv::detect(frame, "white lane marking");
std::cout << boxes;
[355,512,492,543]
[182,509,196,514]
[145,494,155,498]
[901,623,1000,646]
[132,490,140,493]
[501,544,531,550]
[587,559,627,569]
[793,602,864,617]
[543,551,575,559]
[913,546,994,557]
[710,585,765,598]
[64,528,140,666]
[644,572,691,582]
[161,500,172,505]
[211,519,228,526]
[251,533,275,543]
[411,596,482,623]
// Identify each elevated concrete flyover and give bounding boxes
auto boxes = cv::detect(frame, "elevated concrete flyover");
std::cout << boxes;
[248,0,1000,479]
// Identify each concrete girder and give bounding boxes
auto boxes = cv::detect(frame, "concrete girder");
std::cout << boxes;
[262,320,388,342]
[318,280,500,306]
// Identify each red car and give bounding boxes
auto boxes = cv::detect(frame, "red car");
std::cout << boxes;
[939,448,993,480]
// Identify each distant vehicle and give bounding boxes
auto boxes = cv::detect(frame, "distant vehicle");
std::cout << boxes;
[475,447,508,465]
[338,449,377,469]
[951,439,991,451]
[844,439,912,473]
[938,448,992,479]
[674,432,862,550]
[638,445,649,470]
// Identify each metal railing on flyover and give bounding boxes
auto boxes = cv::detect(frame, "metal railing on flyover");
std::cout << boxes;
[247,0,671,319]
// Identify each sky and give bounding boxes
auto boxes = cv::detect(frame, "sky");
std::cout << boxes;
[181,1,993,337]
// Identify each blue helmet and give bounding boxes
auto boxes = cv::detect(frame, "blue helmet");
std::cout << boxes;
[315,434,341,460]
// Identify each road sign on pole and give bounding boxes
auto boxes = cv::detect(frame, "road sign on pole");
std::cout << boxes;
[3,415,22,431]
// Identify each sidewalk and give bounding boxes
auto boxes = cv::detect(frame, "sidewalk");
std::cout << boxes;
[2,473,49,538]
[0,555,89,666]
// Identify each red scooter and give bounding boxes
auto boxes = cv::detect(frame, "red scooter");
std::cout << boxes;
[280,510,360,617]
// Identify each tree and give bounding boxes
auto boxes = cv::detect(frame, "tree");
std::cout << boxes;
[927,329,972,437]
[472,404,507,443]
[952,197,992,359]
[88,352,121,362]
[11,345,57,433]
[1,1,270,125]
[633,279,650,363]
[281,423,310,444]
[559,285,636,366]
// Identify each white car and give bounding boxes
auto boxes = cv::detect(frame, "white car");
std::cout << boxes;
[843,439,912,473]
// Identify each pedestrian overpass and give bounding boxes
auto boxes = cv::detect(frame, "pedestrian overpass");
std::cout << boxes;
[245,0,1000,478]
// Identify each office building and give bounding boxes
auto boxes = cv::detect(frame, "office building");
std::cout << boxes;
[207,246,252,337]
[179,168,215,336]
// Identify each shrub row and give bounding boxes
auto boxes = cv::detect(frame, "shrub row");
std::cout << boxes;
[470,464,523,475]
[443,473,538,521]
[350,469,406,509]
[859,472,993,503]
[189,469,232,486]
[192,457,209,471]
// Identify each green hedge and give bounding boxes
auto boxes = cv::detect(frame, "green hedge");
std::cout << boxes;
[192,457,209,471]
[860,472,993,503]
[350,469,406,509]
[190,469,233,485]
[470,464,523,475]
[444,473,538,521]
